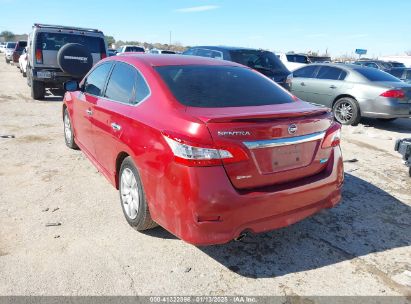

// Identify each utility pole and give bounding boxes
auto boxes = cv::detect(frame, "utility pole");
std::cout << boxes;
[169,31,172,46]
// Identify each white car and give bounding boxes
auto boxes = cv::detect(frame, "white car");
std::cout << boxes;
[117,45,145,54]
[4,41,16,63]
[0,43,6,53]
[18,47,28,77]
[277,53,310,71]
[149,48,176,54]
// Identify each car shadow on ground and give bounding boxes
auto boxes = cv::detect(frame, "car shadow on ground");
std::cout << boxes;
[361,117,411,134]
[195,173,411,278]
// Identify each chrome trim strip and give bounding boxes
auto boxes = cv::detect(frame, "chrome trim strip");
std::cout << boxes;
[243,131,325,149]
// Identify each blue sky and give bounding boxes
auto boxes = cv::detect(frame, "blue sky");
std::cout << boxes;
[1,0,410,57]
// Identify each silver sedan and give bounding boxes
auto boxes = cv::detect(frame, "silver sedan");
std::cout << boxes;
[290,63,411,125]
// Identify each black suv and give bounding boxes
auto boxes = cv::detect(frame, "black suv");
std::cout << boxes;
[183,46,292,90]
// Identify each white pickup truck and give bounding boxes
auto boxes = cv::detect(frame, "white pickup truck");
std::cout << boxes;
[277,53,310,71]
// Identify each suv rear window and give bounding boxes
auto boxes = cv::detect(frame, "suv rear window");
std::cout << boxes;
[6,42,16,49]
[355,68,401,82]
[155,65,294,108]
[36,32,105,53]
[229,50,287,73]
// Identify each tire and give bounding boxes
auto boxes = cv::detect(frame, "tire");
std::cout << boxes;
[5,58,9,64]
[22,70,26,77]
[333,97,361,126]
[377,118,397,122]
[119,157,157,231]
[31,79,45,100]
[63,108,79,150]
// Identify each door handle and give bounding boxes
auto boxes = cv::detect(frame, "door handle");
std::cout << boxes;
[329,85,337,89]
[300,82,306,86]
[111,122,122,131]
[86,109,93,115]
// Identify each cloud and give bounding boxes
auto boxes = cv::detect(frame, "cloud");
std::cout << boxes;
[174,5,219,13]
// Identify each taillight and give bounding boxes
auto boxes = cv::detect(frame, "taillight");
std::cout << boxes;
[101,52,107,59]
[321,123,341,148]
[35,49,43,64]
[163,135,248,167]
[286,73,293,85]
[380,89,405,99]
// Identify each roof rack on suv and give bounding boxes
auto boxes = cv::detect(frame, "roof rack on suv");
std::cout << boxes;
[33,23,101,33]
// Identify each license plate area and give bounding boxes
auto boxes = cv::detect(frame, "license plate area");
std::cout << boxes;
[36,71,52,79]
[251,141,318,174]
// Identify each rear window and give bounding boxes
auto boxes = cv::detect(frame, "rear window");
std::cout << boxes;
[161,50,175,54]
[286,54,309,64]
[36,32,105,53]
[6,42,16,49]
[16,41,27,50]
[229,50,287,73]
[355,68,401,82]
[124,46,144,52]
[155,65,294,108]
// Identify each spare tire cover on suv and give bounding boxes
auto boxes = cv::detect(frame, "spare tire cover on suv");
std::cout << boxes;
[57,43,93,78]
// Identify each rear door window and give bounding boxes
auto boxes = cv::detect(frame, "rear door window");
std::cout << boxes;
[293,65,318,78]
[84,63,112,96]
[316,66,347,80]
[389,69,404,78]
[36,32,105,53]
[182,48,197,56]
[405,70,411,80]
[196,48,223,59]
[155,65,294,108]
[229,50,287,73]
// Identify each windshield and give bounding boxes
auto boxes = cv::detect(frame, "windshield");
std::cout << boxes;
[155,65,294,108]
[286,54,309,64]
[229,50,287,73]
[6,42,16,49]
[36,32,105,53]
[355,68,401,82]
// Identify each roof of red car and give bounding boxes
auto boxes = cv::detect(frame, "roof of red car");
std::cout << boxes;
[112,54,243,67]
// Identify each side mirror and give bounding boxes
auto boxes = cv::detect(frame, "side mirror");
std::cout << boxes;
[64,80,79,92]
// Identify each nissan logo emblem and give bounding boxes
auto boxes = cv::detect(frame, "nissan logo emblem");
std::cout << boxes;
[288,124,297,134]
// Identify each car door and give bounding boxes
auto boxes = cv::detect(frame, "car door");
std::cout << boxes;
[72,62,112,157]
[290,65,319,102]
[92,61,150,177]
[309,66,348,107]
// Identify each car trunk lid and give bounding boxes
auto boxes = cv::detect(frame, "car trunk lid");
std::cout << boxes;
[187,102,334,189]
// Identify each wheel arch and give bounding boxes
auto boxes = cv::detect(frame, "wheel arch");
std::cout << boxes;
[115,152,130,189]
[332,94,359,109]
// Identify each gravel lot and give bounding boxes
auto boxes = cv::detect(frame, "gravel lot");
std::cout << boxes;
[0,59,410,297]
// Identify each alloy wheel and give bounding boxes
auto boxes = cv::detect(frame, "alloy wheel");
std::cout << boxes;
[120,168,140,220]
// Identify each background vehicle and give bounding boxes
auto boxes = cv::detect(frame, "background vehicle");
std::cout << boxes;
[18,46,28,77]
[394,138,411,177]
[26,23,107,100]
[388,61,405,68]
[149,48,176,54]
[277,52,310,71]
[62,54,343,245]
[353,60,392,71]
[387,67,411,83]
[108,49,117,56]
[183,46,292,90]
[379,55,411,68]
[12,40,27,64]
[4,41,16,63]
[291,63,411,125]
[116,45,145,54]
[0,42,5,53]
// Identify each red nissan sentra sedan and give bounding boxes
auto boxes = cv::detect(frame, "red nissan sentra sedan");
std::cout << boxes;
[62,54,344,245]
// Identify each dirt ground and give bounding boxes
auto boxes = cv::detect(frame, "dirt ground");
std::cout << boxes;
[0,59,410,297]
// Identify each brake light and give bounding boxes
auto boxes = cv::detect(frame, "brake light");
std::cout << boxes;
[163,135,248,167]
[380,89,405,99]
[35,49,43,64]
[101,52,107,59]
[321,123,341,148]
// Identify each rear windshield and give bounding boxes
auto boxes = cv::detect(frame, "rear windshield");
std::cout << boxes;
[36,32,105,53]
[155,65,294,108]
[229,50,287,73]
[355,68,401,82]
[124,46,145,52]
[286,54,309,64]
[6,42,16,49]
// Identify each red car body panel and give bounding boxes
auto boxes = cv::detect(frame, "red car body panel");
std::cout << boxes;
[63,55,344,245]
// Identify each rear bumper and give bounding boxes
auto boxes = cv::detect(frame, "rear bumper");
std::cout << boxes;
[154,147,343,246]
[31,68,79,84]
[359,97,411,118]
